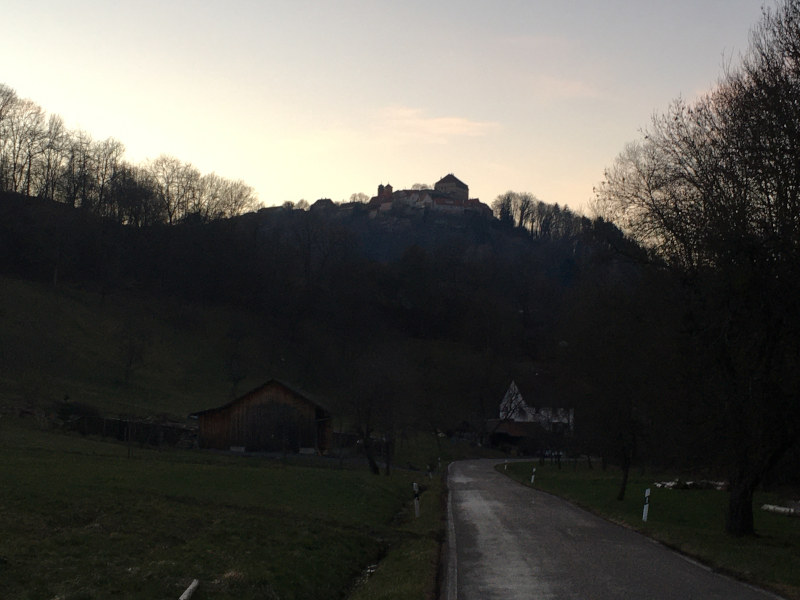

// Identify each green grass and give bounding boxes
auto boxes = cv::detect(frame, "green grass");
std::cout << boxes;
[347,475,445,600]
[0,418,446,600]
[500,460,800,599]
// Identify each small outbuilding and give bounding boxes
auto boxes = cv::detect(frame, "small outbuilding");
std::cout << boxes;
[191,380,333,454]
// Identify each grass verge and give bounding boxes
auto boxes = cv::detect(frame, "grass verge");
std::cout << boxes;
[346,475,444,600]
[500,460,800,599]
[347,432,501,600]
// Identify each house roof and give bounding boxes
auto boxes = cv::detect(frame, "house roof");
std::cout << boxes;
[190,379,332,418]
[310,198,335,211]
[436,174,468,188]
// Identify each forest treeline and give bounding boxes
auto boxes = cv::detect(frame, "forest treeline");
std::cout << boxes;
[0,84,259,226]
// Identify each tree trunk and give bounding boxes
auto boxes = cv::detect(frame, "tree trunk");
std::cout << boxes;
[363,437,380,475]
[433,425,442,456]
[383,435,393,476]
[617,445,631,501]
[724,433,793,536]
[726,477,756,536]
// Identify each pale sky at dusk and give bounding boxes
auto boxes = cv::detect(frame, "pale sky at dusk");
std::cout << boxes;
[3,1,766,211]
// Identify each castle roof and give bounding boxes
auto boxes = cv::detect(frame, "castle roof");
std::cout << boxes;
[436,174,468,189]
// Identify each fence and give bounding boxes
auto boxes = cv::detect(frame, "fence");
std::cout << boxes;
[65,415,196,448]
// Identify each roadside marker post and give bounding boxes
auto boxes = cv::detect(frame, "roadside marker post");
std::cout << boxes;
[530,467,536,485]
[414,482,420,518]
[179,579,199,600]
[642,488,650,522]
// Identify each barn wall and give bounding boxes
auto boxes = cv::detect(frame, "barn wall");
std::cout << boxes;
[198,382,331,453]
[198,411,231,449]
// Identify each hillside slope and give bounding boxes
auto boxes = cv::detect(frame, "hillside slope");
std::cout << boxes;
[0,276,280,420]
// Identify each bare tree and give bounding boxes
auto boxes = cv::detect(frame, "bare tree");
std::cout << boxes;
[59,130,95,209]
[514,192,535,231]
[93,137,125,219]
[0,82,260,225]
[0,84,19,191]
[146,155,193,224]
[0,83,16,123]
[1,98,45,195]
[34,114,68,201]
[596,0,800,536]
[491,191,547,231]
[491,191,514,225]
[218,178,258,217]
[110,163,160,226]
[349,192,370,203]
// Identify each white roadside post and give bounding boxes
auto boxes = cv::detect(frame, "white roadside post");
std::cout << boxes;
[179,579,199,600]
[530,467,536,485]
[414,482,420,518]
[642,488,651,522]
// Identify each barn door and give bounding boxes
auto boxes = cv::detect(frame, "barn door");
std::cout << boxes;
[244,402,301,452]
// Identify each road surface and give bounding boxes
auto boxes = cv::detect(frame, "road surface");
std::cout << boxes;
[444,459,782,600]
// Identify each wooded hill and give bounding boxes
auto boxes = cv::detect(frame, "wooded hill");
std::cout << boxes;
[0,188,636,431]
[0,185,716,455]
[1,170,798,536]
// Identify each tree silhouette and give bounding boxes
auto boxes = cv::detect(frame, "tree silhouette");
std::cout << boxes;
[596,0,800,535]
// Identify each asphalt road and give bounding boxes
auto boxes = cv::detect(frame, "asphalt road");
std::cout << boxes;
[444,459,783,600]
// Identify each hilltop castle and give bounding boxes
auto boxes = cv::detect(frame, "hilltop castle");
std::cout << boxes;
[368,174,491,218]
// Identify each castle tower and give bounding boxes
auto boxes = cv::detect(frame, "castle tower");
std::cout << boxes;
[377,183,393,199]
[434,174,468,202]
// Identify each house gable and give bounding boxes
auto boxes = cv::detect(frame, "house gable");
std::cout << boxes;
[497,380,574,433]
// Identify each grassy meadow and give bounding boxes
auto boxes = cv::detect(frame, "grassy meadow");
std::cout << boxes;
[0,418,447,600]
[501,460,800,599]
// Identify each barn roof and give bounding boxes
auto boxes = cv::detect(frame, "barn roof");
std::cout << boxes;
[190,379,333,418]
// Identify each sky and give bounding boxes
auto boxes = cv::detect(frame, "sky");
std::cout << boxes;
[3,0,767,212]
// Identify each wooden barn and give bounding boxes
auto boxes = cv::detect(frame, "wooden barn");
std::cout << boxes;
[191,380,333,454]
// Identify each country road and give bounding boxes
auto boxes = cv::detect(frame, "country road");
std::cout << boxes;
[443,459,782,600]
